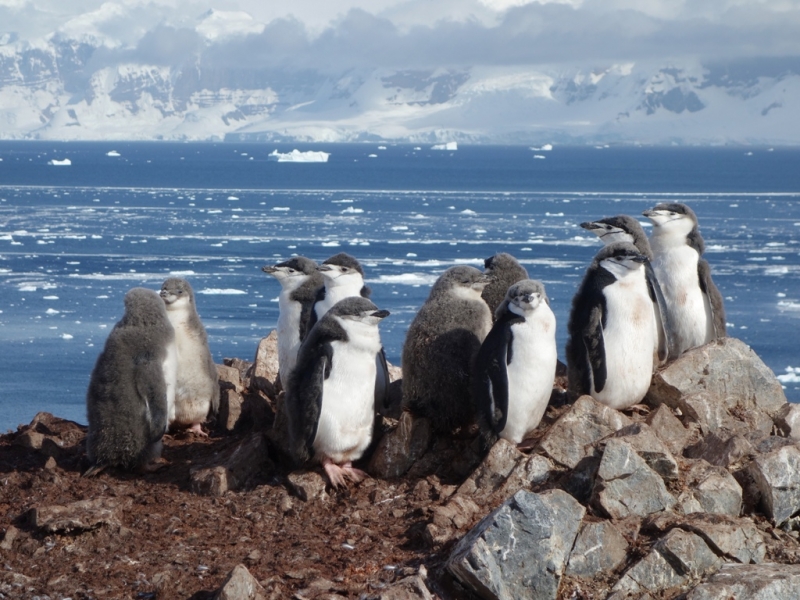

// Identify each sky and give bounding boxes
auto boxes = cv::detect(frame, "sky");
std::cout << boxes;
[1,0,799,70]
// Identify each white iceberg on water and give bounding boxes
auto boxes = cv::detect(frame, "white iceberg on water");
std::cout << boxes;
[268,149,330,163]
[431,142,458,151]
[106,150,121,157]
[48,158,71,166]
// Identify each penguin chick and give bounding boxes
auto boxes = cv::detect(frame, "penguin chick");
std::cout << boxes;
[566,242,656,410]
[402,265,492,433]
[580,214,675,364]
[473,279,557,452]
[286,297,389,488]
[481,252,530,317]
[160,278,219,436]
[643,202,726,356]
[263,256,324,385]
[85,288,175,475]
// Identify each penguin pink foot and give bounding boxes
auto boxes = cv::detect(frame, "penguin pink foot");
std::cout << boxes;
[186,422,209,437]
[322,457,368,489]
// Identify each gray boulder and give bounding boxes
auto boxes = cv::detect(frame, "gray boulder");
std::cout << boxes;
[749,443,800,524]
[593,438,677,519]
[686,563,800,600]
[678,460,743,517]
[646,338,787,434]
[540,395,631,469]
[565,520,629,578]
[447,489,585,600]
[613,529,722,595]
[215,564,266,600]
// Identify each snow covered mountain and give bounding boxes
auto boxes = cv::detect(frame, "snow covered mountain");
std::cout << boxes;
[1,14,798,145]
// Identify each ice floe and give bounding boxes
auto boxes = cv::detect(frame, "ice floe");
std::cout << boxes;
[777,367,800,383]
[268,149,330,163]
[431,142,457,151]
[106,150,121,157]
[197,288,247,295]
[48,158,71,166]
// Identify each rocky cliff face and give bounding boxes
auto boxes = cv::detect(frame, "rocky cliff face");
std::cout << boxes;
[1,32,799,144]
[2,335,800,599]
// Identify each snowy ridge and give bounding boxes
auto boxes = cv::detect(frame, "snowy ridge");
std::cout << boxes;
[0,30,799,144]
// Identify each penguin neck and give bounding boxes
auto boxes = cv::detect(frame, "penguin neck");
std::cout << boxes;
[324,276,364,301]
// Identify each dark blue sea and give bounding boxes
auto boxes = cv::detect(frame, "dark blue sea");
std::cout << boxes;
[1,141,799,431]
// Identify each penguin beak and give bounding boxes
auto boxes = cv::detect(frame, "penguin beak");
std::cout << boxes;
[317,264,333,272]
[372,309,390,319]
[262,265,278,274]
[580,221,601,231]
[631,254,648,264]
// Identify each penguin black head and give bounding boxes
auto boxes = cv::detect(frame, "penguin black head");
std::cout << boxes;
[263,256,319,278]
[123,287,170,327]
[430,265,490,300]
[317,252,366,284]
[642,202,703,253]
[580,215,651,257]
[593,242,648,278]
[503,279,549,316]
[159,277,195,308]
[328,296,390,323]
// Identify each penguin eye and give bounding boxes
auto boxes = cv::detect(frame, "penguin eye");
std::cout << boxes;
[288,269,295,273]
[342,267,350,272]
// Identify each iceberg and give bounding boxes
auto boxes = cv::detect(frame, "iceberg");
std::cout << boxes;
[48,158,72,166]
[268,149,330,163]
[431,142,458,151]
[106,150,121,157]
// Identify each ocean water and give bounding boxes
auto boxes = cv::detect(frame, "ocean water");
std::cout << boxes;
[1,141,799,432]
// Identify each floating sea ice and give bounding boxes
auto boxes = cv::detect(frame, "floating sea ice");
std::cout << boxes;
[368,154,378,158]
[272,207,290,212]
[321,241,340,247]
[106,150,121,157]
[197,288,247,295]
[431,142,457,151]
[43,296,58,300]
[777,367,800,383]
[46,308,59,314]
[48,158,71,166]
[461,209,477,215]
[533,155,546,159]
[227,196,239,201]
[341,207,364,214]
[19,285,37,292]
[170,270,196,276]
[61,333,73,340]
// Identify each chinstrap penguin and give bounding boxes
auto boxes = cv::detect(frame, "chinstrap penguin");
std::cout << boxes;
[311,252,371,324]
[160,277,219,436]
[566,242,656,410]
[473,279,557,451]
[285,296,389,488]
[85,288,176,476]
[643,202,726,356]
[262,256,324,386]
[402,265,492,433]
[580,214,675,364]
[481,252,529,317]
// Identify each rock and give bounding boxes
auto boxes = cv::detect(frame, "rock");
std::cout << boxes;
[249,331,280,399]
[29,498,125,533]
[540,395,632,469]
[677,392,743,434]
[775,403,800,440]
[613,529,722,595]
[686,563,800,599]
[368,412,432,479]
[219,388,245,431]
[593,438,677,519]
[646,403,694,456]
[424,494,481,547]
[646,338,787,434]
[749,443,800,525]
[190,433,271,497]
[611,423,679,481]
[685,432,755,468]
[447,489,585,600]
[565,520,629,578]
[678,460,743,517]
[224,357,253,390]
[217,364,243,393]
[456,439,553,507]
[286,471,329,502]
[0,525,19,550]
[215,564,266,600]
[365,574,433,600]
[13,430,45,450]
[646,513,766,565]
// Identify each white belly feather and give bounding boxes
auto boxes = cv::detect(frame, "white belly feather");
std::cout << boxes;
[313,337,378,464]
[592,277,656,410]
[167,312,216,426]
[651,244,711,354]
[162,341,178,427]
[499,305,558,444]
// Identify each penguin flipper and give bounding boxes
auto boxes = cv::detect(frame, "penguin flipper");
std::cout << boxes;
[473,320,512,442]
[374,346,390,409]
[645,262,673,363]
[292,342,333,462]
[307,286,326,332]
[583,304,607,393]
[698,259,727,339]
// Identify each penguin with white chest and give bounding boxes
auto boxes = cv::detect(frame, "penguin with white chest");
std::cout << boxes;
[311,252,371,325]
[580,214,675,364]
[566,242,656,410]
[160,277,219,436]
[473,279,557,451]
[262,256,324,386]
[85,288,175,476]
[286,296,390,488]
[643,202,726,356]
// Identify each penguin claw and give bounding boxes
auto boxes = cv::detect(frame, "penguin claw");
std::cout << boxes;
[186,423,209,437]
[322,460,369,489]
